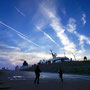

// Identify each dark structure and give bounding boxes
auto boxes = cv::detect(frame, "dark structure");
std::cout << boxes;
[84,56,87,61]
[70,58,72,61]
[23,61,28,66]
[15,65,19,70]
[34,65,41,84]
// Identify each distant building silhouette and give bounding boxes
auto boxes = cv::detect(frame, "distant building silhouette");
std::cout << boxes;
[15,65,19,70]
[84,56,87,61]
[23,61,28,66]
[20,61,29,70]
[70,58,72,61]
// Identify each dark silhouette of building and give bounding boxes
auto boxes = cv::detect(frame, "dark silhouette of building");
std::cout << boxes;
[23,61,28,66]
[70,58,72,61]
[15,65,19,70]
[84,56,87,61]
[34,65,41,84]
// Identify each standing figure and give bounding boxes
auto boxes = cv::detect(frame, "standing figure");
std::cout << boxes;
[58,68,63,82]
[34,65,41,84]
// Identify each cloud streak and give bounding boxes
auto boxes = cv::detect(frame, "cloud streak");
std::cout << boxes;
[0,43,21,51]
[66,17,90,53]
[82,13,86,25]
[0,49,51,65]
[0,21,39,47]
[36,26,60,47]
[41,7,76,53]
[15,7,25,17]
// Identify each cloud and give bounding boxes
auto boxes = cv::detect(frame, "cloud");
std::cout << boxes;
[0,21,39,47]
[41,7,76,53]
[13,40,38,52]
[77,33,90,47]
[0,43,21,51]
[0,48,51,66]
[33,0,89,60]
[67,18,76,33]
[38,1,89,58]
[82,13,86,25]
[0,41,52,67]
[66,17,90,54]
[0,57,15,69]
[36,25,60,47]
[25,45,37,52]
[15,7,25,17]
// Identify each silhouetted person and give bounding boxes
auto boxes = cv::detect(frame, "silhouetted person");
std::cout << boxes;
[34,65,41,84]
[84,56,87,61]
[58,68,63,82]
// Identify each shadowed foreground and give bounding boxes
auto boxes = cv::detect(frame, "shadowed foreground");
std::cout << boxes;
[0,70,90,90]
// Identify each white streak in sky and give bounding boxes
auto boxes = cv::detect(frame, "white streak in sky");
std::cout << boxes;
[66,17,90,53]
[36,26,60,47]
[15,7,25,17]
[42,8,76,52]
[76,32,90,47]
[82,13,86,25]
[0,43,21,51]
[0,21,39,47]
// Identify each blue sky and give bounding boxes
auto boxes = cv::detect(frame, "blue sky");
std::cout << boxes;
[0,0,90,69]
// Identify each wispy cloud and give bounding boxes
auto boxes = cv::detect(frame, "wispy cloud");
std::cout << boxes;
[0,49,51,65]
[0,21,39,47]
[67,18,76,33]
[36,26,60,47]
[66,17,90,53]
[82,13,86,25]
[0,43,21,51]
[41,7,76,53]
[76,32,90,48]
[34,1,89,59]
[0,57,15,69]
[15,7,25,17]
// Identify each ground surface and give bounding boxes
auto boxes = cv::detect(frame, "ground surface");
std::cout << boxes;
[0,70,90,90]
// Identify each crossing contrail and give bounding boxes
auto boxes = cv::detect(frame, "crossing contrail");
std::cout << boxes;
[15,7,25,17]
[36,26,60,47]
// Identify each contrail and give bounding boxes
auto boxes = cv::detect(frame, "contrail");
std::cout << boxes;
[17,34,39,46]
[0,21,39,47]
[15,7,25,17]
[41,30,60,47]
[36,26,60,47]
